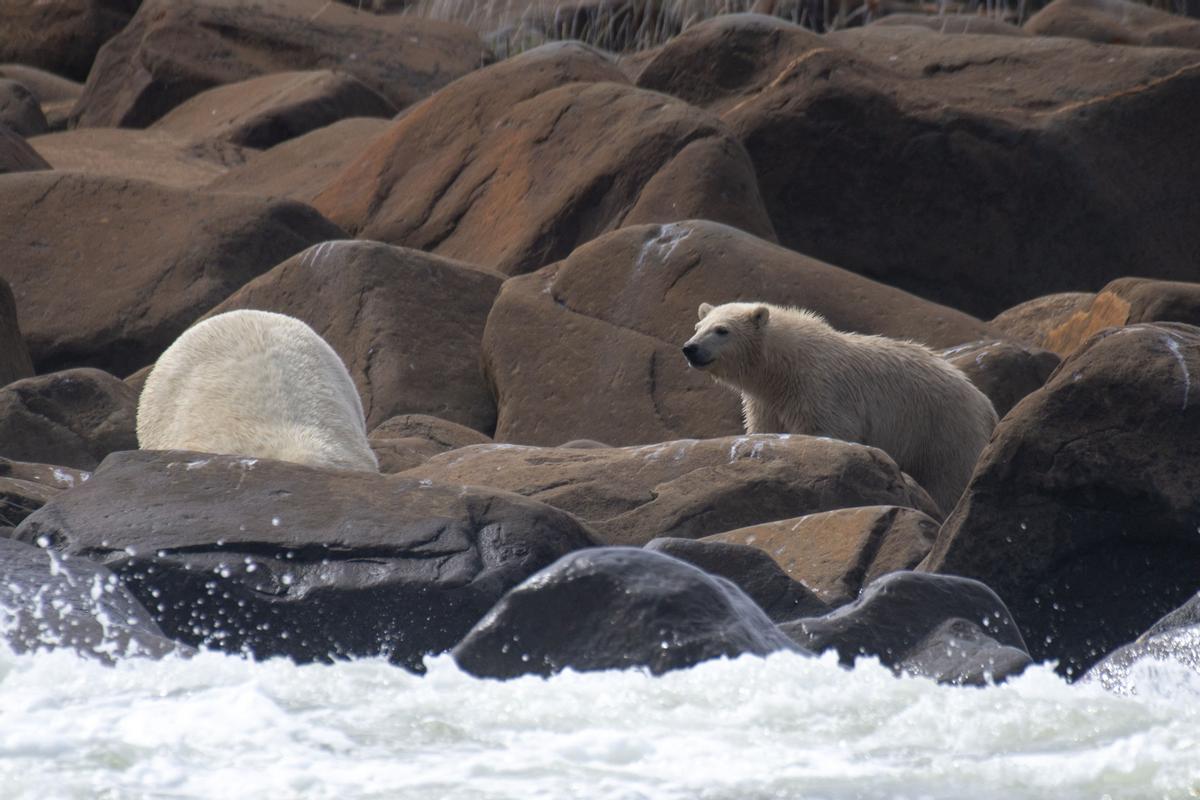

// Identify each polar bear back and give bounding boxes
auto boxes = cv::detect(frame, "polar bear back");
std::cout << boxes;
[137,309,378,472]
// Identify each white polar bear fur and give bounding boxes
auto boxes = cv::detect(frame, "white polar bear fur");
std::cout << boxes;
[683,302,997,514]
[137,309,379,472]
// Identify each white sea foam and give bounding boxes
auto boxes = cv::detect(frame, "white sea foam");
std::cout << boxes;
[0,646,1197,799]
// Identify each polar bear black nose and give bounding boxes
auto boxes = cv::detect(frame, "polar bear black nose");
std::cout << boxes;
[682,344,699,359]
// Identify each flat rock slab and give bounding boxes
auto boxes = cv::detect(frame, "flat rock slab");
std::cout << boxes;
[401,435,940,547]
[0,537,183,662]
[0,457,90,528]
[203,240,503,433]
[706,505,940,608]
[313,42,775,276]
[923,322,1200,677]
[453,547,805,678]
[0,171,346,376]
[150,70,396,149]
[72,0,487,128]
[14,450,599,668]
[30,128,250,188]
[483,219,991,445]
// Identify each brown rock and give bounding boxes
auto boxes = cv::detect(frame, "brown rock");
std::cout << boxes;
[484,220,992,446]
[0,80,47,137]
[71,0,488,129]
[943,339,1061,417]
[0,0,138,82]
[313,43,775,276]
[0,171,346,376]
[0,125,49,175]
[872,13,1030,36]
[922,322,1200,677]
[639,17,1200,317]
[0,64,82,131]
[0,457,90,528]
[206,117,391,202]
[401,435,941,547]
[990,292,1095,349]
[0,277,33,388]
[203,240,502,432]
[1025,0,1200,49]
[150,70,396,149]
[369,414,493,473]
[30,129,250,188]
[707,505,940,607]
[0,368,137,470]
[1038,278,1200,357]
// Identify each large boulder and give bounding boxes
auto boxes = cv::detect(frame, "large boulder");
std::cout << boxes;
[1025,0,1200,49]
[0,125,49,175]
[0,171,346,376]
[29,128,249,188]
[71,0,487,129]
[15,450,599,668]
[0,369,137,470]
[644,537,828,622]
[202,240,503,433]
[0,537,183,662]
[149,70,396,149]
[401,435,940,546]
[312,43,775,276]
[483,220,991,446]
[453,547,804,678]
[0,277,33,388]
[0,0,138,83]
[638,16,1200,317]
[205,117,391,202]
[0,457,90,528]
[1083,591,1200,694]
[782,571,1031,685]
[706,505,940,607]
[922,323,1200,677]
[990,292,1095,351]
[942,339,1061,417]
[368,414,493,474]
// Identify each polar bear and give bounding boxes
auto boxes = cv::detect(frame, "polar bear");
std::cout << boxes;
[682,302,997,514]
[137,310,379,472]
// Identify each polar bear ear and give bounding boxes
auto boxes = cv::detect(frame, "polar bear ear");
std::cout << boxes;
[751,305,770,328]
[697,302,714,320]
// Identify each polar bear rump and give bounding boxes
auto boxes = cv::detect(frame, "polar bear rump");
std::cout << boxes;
[137,309,379,472]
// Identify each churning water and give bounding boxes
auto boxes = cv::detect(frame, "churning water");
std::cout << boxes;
[1,646,1197,800]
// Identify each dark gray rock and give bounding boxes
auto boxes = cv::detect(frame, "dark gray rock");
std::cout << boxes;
[0,457,90,527]
[782,571,1030,685]
[645,537,827,622]
[453,547,805,678]
[1083,591,1200,693]
[0,79,47,137]
[15,450,600,669]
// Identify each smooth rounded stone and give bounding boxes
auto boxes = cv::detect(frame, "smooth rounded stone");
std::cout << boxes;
[942,339,1061,418]
[71,0,487,128]
[368,414,493,474]
[922,323,1200,677]
[0,0,138,82]
[0,79,47,137]
[0,64,83,131]
[483,220,992,446]
[706,505,940,608]
[453,547,806,678]
[313,43,775,276]
[0,171,346,376]
[203,240,503,433]
[1083,590,1200,694]
[990,292,1095,350]
[640,16,1200,318]
[781,571,1030,685]
[30,129,250,188]
[870,13,1030,36]
[1025,0,1200,48]
[205,117,391,203]
[0,368,136,471]
[150,70,397,149]
[0,276,33,387]
[401,435,941,547]
[0,124,49,175]
[0,537,184,663]
[15,450,599,668]
[559,439,611,449]
[645,537,828,622]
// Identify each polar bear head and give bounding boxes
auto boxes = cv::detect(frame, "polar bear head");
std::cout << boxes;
[681,301,770,377]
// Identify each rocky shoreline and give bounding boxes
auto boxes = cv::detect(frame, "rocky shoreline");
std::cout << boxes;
[2,0,1199,692]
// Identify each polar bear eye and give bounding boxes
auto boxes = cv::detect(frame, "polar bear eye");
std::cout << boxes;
[714,327,729,336]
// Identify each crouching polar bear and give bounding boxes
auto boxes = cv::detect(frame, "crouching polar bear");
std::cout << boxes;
[682,302,997,514]
[137,309,379,472]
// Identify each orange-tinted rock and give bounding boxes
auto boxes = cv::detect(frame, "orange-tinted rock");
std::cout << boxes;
[30,128,249,188]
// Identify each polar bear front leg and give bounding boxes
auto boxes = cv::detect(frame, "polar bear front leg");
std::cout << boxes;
[741,394,786,434]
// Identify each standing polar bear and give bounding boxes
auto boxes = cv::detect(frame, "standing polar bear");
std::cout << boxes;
[682,302,997,514]
[137,309,379,472]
